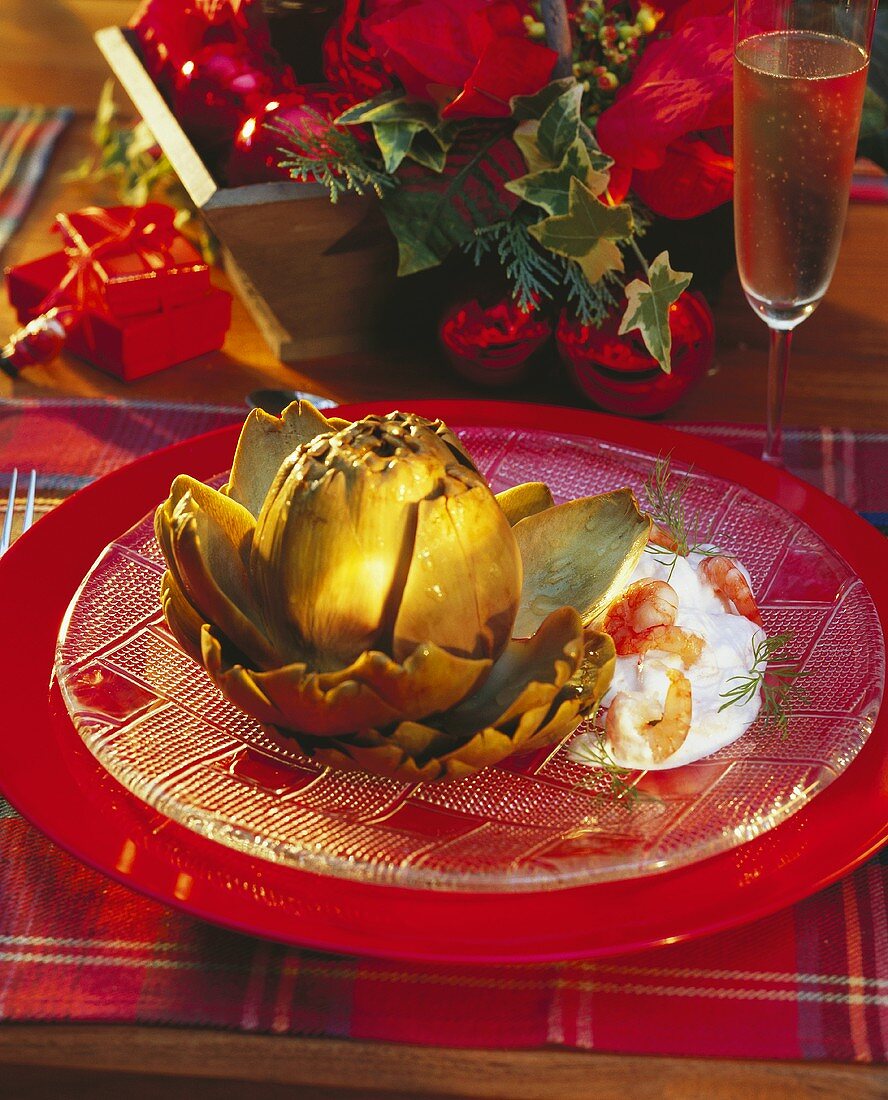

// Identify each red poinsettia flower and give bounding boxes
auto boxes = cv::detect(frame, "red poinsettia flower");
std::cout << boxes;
[595,13,734,219]
[322,0,397,100]
[359,0,558,118]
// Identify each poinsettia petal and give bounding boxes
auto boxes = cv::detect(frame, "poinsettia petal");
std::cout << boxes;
[443,38,557,119]
[596,16,733,171]
[631,135,734,218]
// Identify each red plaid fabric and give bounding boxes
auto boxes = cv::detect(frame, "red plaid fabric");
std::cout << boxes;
[0,107,72,256]
[0,398,886,1061]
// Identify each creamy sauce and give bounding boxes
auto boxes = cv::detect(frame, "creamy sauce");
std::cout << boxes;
[575,546,763,770]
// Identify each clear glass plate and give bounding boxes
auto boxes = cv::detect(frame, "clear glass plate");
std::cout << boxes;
[55,426,883,892]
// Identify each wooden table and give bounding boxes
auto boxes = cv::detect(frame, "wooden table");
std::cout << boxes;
[1,4,887,1098]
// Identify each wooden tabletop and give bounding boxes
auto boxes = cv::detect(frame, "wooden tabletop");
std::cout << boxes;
[1,3,887,1098]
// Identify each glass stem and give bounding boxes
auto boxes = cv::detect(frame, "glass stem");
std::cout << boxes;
[763,325,792,466]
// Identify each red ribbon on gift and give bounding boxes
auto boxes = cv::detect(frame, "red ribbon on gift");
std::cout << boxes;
[37,203,181,319]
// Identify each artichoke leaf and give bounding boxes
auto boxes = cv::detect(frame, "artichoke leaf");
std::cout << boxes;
[252,462,421,671]
[159,570,205,663]
[495,482,555,526]
[443,606,584,737]
[517,695,590,755]
[392,477,522,663]
[159,477,281,669]
[224,401,335,518]
[511,489,650,638]
[344,644,492,718]
[203,627,405,736]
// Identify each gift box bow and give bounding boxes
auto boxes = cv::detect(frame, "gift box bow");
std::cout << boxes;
[40,203,210,319]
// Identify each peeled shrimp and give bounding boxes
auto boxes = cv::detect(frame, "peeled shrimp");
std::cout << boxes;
[648,521,681,554]
[602,579,704,665]
[605,669,692,765]
[698,555,763,626]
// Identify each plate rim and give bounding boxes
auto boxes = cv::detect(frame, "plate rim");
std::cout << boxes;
[3,400,887,963]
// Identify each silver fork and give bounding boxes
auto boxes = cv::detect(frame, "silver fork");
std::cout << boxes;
[0,469,37,555]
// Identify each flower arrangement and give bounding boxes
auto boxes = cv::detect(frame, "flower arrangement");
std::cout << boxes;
[131,0,733,373]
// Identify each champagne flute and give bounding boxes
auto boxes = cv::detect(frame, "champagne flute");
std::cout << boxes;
[733,0,878,465]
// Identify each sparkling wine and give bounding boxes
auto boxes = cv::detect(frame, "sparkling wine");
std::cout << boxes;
[734,31,868,326]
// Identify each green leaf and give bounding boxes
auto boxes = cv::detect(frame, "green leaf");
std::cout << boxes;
[537,83,584,164]
[337,94,452,175]
[513,120,552,173]
[374,119,426,173]
[402,129,449,172]
[619,251,693,374]
[336,93,441,129]
[510,78,580,121]
[528,177,633,284]
[382,124,525,275]
[506,138,609,216]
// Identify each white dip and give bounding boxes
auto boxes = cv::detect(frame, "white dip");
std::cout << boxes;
[576,546,764,770]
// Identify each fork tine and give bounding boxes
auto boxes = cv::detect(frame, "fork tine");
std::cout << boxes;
[22,469,36,536]
[1,469,18,555]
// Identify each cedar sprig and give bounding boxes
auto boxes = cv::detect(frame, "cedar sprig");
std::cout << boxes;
[719,631,811,737]
[272,110,395,202]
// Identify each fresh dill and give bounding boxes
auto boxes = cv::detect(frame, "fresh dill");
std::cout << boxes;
[642,452,721,572]
[569,730,644,807]
[719,631,810,737]
[272,110,395,202]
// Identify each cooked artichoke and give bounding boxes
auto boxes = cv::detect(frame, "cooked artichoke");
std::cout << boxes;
[155,403,649,782]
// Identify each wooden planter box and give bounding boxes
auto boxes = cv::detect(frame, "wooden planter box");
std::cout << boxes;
[95,26,400,362]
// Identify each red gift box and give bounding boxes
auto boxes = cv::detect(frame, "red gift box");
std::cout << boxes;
[5,203,231,381]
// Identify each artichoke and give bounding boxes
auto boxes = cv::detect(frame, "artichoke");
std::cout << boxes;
[155,403,650,782]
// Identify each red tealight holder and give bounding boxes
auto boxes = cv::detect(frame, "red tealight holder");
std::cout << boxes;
[556,291,715,417]
[439,297,552,388]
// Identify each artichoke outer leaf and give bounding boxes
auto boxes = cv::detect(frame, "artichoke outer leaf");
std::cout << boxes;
[574,626,617,704]
[511,489,651,638]
[353,644,492,718]
[203,628,406,736]
[392,478,522,664]
[224,400,335,518]
[159,570,205,663]
[161,477,282,670]
[444,605,584,736]
[495,482,555,526]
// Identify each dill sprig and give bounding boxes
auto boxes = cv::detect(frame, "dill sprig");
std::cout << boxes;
[719,631,810,737]
[642,452,720,569]
[272,110,395,202]
[568,731,644,807]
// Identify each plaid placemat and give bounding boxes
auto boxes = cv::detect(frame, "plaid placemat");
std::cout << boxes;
[0,107,73,256]
[0,398,886,1062]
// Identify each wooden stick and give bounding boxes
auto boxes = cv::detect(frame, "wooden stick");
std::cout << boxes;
[541,0,574,79]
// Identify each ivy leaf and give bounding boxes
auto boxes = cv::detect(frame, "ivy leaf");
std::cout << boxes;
[619,251,693,374]
[537,82,584,164]
[336,94,451,174]
[382,123,526,275]
[510,77,579,121]
[404,129,449,172]
[528,176,633,284]
[513,120,552,173]
[506,138,609,215]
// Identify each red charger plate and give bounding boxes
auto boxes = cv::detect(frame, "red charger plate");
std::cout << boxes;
[2,401,887,963]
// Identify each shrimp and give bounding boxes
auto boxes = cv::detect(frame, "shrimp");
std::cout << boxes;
[602,579,704,665]
[648,520,681,554]
[606,669,692,764]
[698,555,763,626]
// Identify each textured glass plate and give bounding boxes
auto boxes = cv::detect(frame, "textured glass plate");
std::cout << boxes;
[55,426,883,893]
